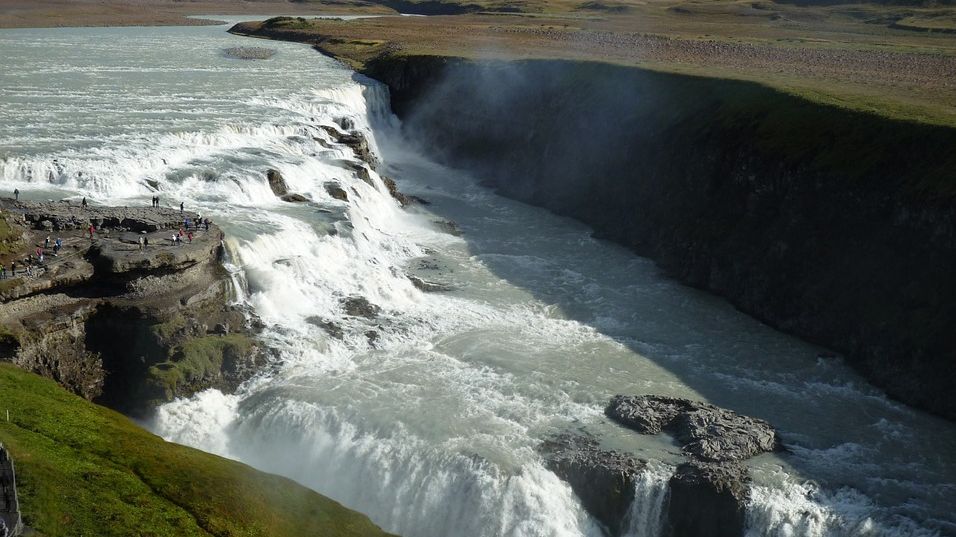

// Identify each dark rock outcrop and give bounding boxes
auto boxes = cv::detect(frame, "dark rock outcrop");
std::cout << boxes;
[320,125,377,167]
[0,199,263,416]
[342,296,381,318]
[267,169,289,196]
[540,434,645,537]
[409,275,452,292]
[606,395,781,462]
[280,193,309,203]
[603,395,778,537]
[325,183,350,202]
[667,461,749,537]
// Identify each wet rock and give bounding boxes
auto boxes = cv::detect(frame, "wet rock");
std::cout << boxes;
[605,395,781,462]
[382,176,410,206]
[280,193,309,203]
[325,183,349,202]
[267,169,289,197]
[356,167,375,187]
[540,433,645,537]
[342,296,381,318]
[305,316,344,339]
[365,330,379,345]
[667,461,749,537]
[320,125,377,167]
[222,46,276,60]
[334,117,355,130]
[434,219,462,236]
[409,276,452,292]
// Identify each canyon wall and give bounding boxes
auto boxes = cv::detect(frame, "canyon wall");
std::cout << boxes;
[361,56,956,419]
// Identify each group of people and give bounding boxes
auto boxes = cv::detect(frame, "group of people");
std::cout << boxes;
[150,196,161,207]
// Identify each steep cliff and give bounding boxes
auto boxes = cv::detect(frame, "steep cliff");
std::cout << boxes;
[0,200,262,415]
[359,57,956,419]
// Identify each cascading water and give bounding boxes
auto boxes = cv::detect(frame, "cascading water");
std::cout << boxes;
[2,20,955,537]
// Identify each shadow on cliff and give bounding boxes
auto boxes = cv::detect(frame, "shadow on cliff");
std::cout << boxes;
[361,60,956,508]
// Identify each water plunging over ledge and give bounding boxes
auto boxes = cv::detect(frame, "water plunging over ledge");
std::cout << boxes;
[1,21,954,537]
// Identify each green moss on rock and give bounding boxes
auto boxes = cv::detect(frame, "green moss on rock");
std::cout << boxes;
[148,334,256,398]
[0,363,395,537]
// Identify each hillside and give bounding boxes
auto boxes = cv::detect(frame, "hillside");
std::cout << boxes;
[0,363,395,537]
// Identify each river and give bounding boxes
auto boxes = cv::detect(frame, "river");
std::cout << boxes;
[1,19,954,537]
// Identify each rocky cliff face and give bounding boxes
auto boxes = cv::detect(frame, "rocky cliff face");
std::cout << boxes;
[0,200,263,416]
[358,56,956,420]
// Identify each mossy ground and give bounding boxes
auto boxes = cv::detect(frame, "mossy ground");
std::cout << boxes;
[149,334,255,396]
[0,363,394,537]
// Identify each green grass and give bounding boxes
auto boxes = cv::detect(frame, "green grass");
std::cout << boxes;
[0,363,395,537]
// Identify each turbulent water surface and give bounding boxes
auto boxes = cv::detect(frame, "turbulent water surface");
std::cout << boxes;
[2,20,955,537]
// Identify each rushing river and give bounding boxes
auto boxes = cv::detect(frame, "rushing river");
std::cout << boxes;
[2,20,955,537]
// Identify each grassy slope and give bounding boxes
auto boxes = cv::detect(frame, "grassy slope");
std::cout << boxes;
[0,363,394,537]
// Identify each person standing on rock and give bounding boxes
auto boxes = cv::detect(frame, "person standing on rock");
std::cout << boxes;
[180,201,184,214]
[138,235,145,251]
[88,224,95,241]
[13,188,19,201]
[10,262,16,277]
[44,236,50,249]
[143,235,149,249]
[0,264,6,280]
[82,197,87,208]
[204,218,209,232]
[54,237,62,256]
[36,247,44,264]
[187,231,193,243]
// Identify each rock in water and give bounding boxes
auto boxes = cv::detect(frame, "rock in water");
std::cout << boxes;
[325,183,349,202]
[605,395,781,461]
[267,169,289,197]
[667,461,749,537]
[342,296,381,318]
[280,193,309,203]
[540,434,645,537]
[222,46,276,60]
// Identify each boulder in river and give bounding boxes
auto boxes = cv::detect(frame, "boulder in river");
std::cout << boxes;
[605,395,781,462]
[325,183,349,202]
[342,296,381,318]
[266,169,289,197]
[540,433,645,537]
[280,193,309,203]
[667,461,749,537]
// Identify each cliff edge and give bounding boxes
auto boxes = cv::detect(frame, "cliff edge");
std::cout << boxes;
[0,198,262,415]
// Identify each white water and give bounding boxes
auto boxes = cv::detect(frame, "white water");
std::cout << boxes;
[2,21,955,537]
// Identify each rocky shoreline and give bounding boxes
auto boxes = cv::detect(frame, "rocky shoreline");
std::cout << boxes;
[0,198,263,415]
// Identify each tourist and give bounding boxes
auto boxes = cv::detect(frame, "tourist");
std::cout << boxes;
[10,262,16,277]
[143,235,149,249]
[180,201,184,213]
[138,236,145,251]
[13,188,19,201]
[54,237,62,256]
[0,265,6,279]
[187,231,193,243]
[204,218,209,232]
[88,224,95,241]
[36,247,44,264]
[44,236,50,249]
[184,217,191,230]
[82,197,87,208]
